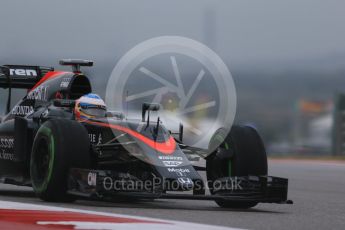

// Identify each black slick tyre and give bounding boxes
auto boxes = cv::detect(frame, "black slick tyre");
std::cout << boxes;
[206,125,268,209]
[30,119,90,202]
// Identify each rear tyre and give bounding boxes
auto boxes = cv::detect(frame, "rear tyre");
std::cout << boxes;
[206,125,268,209]
[30,119,90,202]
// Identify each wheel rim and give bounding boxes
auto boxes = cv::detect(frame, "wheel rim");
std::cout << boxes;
[32,137,50,186]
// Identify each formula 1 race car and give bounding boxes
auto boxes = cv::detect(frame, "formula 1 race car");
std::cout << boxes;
[0,60,291,209]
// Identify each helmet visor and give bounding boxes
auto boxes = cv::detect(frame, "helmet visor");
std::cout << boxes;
[80,104,106,117]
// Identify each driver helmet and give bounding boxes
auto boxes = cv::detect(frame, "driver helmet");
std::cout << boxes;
[74,93,107,120]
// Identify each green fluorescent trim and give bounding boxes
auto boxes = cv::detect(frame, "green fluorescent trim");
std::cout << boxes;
[47,133,55,186]
[224,142,231,176]
[228,160,232,177]
[34,126,54,193]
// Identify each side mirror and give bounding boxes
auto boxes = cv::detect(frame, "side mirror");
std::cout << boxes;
[142,102,160,122]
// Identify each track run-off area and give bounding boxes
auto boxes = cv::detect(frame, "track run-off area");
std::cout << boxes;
[0,160,344,230]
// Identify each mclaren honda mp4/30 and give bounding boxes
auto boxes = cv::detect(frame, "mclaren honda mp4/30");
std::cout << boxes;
[0,59,292,208]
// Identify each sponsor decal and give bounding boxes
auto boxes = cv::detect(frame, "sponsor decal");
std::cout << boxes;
[11,105,34,116]
[60,77,72,88]
[10,69,37,77]
[175,171,186,177]
[159,155,183,167]
[162,161,182,167]
[0,137,14,149]
[88,133,102,145]
[87,172,97,186]
[0,150,18,161]
[177,177,193,185]
[27,85,48,101]
[167,168,190,173]
[158,156,183,161]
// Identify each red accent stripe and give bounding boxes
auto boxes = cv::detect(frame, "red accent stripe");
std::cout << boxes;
[84,120,176,154]
[30,71,67,91]
[0,209,157,223]
[0,209,164,230]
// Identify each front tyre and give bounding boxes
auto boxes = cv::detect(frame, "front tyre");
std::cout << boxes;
[30,119,90,202]
[206,125,268,209]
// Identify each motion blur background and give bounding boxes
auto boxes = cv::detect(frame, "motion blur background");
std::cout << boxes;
[1,0,345,156]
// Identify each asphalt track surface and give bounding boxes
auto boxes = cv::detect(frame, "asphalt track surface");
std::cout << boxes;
[0,160,344,230]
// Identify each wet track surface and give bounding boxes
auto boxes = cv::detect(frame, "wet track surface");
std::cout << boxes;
[0,160,344,230]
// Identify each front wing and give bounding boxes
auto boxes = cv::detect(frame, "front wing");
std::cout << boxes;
[67,168,292,204]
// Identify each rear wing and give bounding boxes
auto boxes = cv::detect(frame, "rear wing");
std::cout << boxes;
[0,65,54,89]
